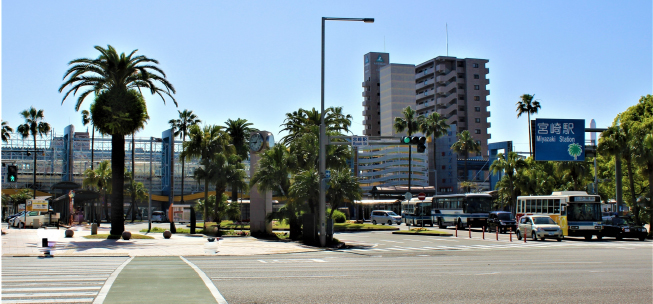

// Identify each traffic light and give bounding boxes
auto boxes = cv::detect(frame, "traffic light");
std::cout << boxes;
[401,136,411,144]
[415,137,427,153]
[7,165,18,182]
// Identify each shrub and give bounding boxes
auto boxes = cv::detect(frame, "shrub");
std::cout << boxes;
[328,209,347,223]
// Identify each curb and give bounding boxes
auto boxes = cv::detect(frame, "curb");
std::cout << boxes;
[392,231,453,237]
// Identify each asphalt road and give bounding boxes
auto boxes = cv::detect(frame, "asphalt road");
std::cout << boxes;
[187,243,652,303]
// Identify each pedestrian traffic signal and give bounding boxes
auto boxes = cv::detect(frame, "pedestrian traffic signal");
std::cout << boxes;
[7,165,18,182]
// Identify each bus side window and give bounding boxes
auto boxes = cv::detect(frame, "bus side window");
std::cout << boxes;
[553,200,560,214]
[548,199,554,213]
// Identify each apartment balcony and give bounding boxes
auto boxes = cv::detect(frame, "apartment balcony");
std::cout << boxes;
[457,77,465,84]
[415,69,433,80]
[416,90,434,101]
[436,81,457,96]
[362,120,368,125]
[362,100,368,106]
[435,64,446,73]
[362,91,370,97]
[362,80,370,87]
[446,116,458,126]
[415,79,433,90]
[436,93,457,109]
[487,122,491,128]
[488,111,491,117]
[416,102,433,112]
[457,67,465,73]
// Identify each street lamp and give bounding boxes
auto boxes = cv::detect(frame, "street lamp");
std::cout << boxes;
[319,17,374,247]
[149,137,162,232]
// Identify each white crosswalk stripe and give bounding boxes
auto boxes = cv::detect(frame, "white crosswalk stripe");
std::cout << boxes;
[1,256,129,304]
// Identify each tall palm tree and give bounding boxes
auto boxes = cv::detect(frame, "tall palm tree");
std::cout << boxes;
[279,107,352,146]
[490,152,526,213]
[181,124,233,221]
[17,107,51,199]
[394,106,423,192]
[81,110,96,170]
[2,120,14,143]
[516,94,541,155]
[169,110,201,204]
[326,168,362,219]
[59,45,176,236]
[451,130,481,190]
[250,144,293,198]
[125,181,148,220]
[192,159,218,222]
[420,112,449,192]
[225,118,257,202]
[211,154,247,217]
[599,118,634,219]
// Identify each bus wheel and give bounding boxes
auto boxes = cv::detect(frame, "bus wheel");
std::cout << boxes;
[584,235,592,241]
[438,219,446,229]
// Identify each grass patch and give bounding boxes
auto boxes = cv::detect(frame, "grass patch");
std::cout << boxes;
[139,227,204,234]
[83,234,155,239]
[334,223,399,231]
[191,221,289,230]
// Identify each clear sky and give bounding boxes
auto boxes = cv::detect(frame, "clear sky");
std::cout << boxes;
[1,0,651,153]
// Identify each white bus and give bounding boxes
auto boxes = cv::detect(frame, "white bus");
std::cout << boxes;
[517,191,603,240]
[431,193,493,229]
[401,198,434,227]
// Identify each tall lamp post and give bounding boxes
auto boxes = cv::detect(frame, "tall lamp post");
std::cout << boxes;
[319,17,374,247]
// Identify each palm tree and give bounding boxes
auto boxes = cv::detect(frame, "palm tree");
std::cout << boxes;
[225,118,257,202]
[393,106,423,192]
[516,94,541,155]
[169,110,201,204]
[211,153,247,218]
[326,168,362,219]
[451,130,481,189]
[192,159,218,222]
[2,120,14,143]
[59,45,176,236]
[420,112,449,192]
[125,181,148,220]
[279,107,352,146]
[17,107,51,199]
[181,124,233,221]
[490,152,526,213]
[599,118,634,219]
[83,160,112,224]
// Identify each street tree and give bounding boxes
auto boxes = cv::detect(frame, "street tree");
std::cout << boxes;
[17,107,51,199]
[451,130,481,188]
[225,118,257,202]
[2,120,14,143]
[394,106,424,191]
[326,168,362,219]
[59,45,176,236]
[169,109,201,204]
[516,94,541,154]
[490,152,525,212]
[420,112,449,189]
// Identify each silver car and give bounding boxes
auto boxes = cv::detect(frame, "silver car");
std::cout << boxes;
[517,215,563,241]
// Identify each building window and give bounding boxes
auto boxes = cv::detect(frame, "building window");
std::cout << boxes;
[474,96,480,101]
[475,118,481,123]
[457,62,464,67]
[377,83,380,86]
[475,129,481,134]
[475,107,481,112]
[473,63,479,68]
[377,93,379,96]
[474,74,479,79]
[474,85,480,90]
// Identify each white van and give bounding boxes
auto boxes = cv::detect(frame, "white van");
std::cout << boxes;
[370,210,402,225]
[151,211,167,223]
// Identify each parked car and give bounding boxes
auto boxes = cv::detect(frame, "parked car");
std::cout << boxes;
[485,211,516,233]
[11,210,59,228]
[371,210,402,225]
[151,211,167,223]
[601,216,647,241]
[516,215,563,241]
[5,211,26,223]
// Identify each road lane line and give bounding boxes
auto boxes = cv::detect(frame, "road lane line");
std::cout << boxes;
[92,256,133,304]
[180,256,228,304]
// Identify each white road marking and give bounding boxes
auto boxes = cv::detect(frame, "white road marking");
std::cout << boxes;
[92,256,133,304]
[181,256,228,304]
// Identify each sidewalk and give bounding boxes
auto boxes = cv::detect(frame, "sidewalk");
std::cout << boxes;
[1,223,320,257]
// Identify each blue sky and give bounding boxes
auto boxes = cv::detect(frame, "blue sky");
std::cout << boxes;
[2,0,651,153]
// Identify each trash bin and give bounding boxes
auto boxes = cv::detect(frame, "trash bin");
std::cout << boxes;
[33,218,41,228]
[91,223,97,235]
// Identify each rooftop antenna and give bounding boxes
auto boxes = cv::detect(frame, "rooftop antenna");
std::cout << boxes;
[446,23,449,56]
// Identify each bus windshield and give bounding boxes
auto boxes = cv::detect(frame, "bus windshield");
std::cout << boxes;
[465,197,492,213]
[567,203,602,222]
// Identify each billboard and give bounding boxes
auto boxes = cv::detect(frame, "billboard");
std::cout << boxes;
[534,119,585,161]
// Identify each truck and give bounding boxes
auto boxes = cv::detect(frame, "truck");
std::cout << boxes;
[11,210,60,228]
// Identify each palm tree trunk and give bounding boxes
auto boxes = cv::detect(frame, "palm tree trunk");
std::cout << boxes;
[110,134,125,236]
[180,134,185,204]
[408,145,412,192]
[625,159,638,225]
[91,128,95,171]
[432,138,437,194]
[103,191,109,224]
[131,133,136,223]
[204,180,209,223]
[33,134,37,199]
[527,113,532,155]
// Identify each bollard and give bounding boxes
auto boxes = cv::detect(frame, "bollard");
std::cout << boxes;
[42,238,48,248]
[509,227,512,242]
[524,229,527,243]
[482,227,485,240]
[496,227,499,241]
[469,226,471,238]
[91,223,97,235]
[455,224,458,237]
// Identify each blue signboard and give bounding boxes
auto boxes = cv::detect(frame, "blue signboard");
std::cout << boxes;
[534,119,585,161]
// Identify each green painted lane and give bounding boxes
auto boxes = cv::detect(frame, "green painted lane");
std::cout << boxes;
[103,256,219,304]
